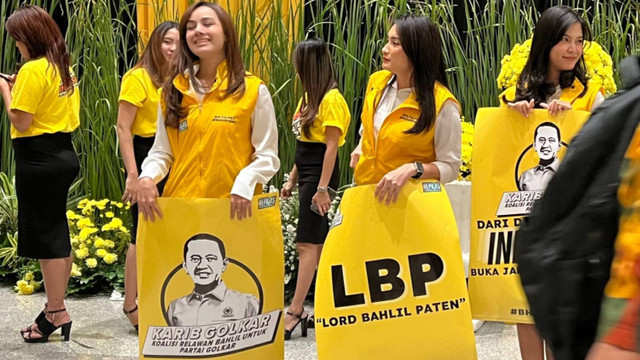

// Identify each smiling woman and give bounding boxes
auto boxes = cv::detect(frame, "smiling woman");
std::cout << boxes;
[136,1,280,221]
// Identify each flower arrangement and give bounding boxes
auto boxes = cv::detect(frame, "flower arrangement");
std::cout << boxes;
[459,120,474,181]
[497,39,616,95]
[64,199,131,294]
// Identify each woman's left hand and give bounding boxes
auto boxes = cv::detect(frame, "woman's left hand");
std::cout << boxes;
[230,194,252,220]
[312,190,332,216]
[375,163,415,205]
[540,99,572,115]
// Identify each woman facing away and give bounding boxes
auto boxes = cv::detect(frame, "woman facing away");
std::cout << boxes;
[280,37,351,340]
[0,5,80,343]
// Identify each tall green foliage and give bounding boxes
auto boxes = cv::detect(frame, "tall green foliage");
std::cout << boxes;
[65,0,137,200]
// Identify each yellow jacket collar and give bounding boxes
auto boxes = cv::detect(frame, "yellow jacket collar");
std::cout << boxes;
[559,78,586,104]
[172,61,230,95]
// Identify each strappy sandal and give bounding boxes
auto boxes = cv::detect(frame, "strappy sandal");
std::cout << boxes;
[20,303,47,335]
[284,309,308,340]
[123,305,139,333]
[22,308,72,343]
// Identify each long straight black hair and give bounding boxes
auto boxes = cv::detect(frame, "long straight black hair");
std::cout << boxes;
[292,37,337,138]
[392,15,449,134]
[510,6,590,105]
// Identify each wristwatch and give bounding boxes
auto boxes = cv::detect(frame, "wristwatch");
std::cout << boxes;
[317,186,328,193]
[412,162,424,179]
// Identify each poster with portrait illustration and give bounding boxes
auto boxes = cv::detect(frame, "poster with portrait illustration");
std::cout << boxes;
[136,195,284,359]
[315,181,477,360]
[468,108,590,323]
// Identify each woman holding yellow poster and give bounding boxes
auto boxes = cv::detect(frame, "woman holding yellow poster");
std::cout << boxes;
[350,15,461,193]
[136,2,279,218]
[280,37,351,340]
[499,6,603,360]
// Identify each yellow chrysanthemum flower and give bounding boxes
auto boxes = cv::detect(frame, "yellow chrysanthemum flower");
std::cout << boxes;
[76,217,94,229]
[103,253,118,264]
[78,227,99,241]
[24,272,34,281]
[75,247,90,259]
[85,258,98,268]
[71,263,82,277]
[96,199,109,210]
[78,199,89,209]
[94,238,106,248]
[96,249,107,258]
[102,217,124,231]
[66,210,78,220]
[103,240,116,249]
[16,282,35,295]
[105,211,114,218]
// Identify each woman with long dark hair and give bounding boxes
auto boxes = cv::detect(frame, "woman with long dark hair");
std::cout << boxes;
[280,37,350,340]
[501,6,604,360]
[502,6,604,117]
[117,20,178,332]
[0,5,80,343]
[351,15,461,200]
[136,2,279,220]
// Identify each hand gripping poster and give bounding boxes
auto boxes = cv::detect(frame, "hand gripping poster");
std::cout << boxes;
[137,194,284,359]
[468,108,590,323]
[315,181,477,360]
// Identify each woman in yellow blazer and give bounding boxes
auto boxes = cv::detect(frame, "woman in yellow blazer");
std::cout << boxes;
[500,6,603,360]
[116,20,178,332]
[0,5,79,343]
[136,3,279,219]
[351,15,462,203]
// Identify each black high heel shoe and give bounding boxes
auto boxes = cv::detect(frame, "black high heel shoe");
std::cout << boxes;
[123,305,139,333]
[22,308,72,343]
[284,310,308,340]
[20,303,47,335]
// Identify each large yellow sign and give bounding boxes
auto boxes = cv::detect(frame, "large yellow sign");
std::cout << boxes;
[315,181,477,360]
[137,195,284,359]
[468,108,590,323]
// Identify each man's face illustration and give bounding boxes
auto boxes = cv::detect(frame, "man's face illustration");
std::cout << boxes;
[534,126,560,161]
[183,239,227,286]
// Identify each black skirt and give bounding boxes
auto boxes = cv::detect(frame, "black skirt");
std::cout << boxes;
[13,132,79,259]
[294,140,340,245]
[130,135,166,244]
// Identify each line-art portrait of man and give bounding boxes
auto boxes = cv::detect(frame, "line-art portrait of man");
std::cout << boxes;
[167,233,260,326]
[518,122,562,191]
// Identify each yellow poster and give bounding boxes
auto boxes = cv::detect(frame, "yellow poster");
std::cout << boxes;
[468,108,590,323]
[315,181,477,360]
[137,194,284,359]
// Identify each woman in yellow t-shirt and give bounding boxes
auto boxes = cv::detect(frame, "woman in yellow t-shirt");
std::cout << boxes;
[499,7,603,360]
[351,15,461,200]
[116,20,178,332]
[280,38,351,340]
[137,3,279,218]
[0,5,79,343]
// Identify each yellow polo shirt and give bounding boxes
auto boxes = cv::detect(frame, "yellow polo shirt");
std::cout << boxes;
[292,88,351,146]
[118,66,160,137]
[10,57,80,139]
